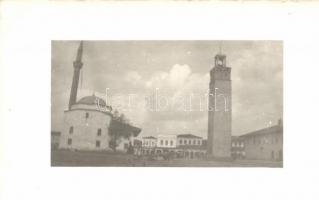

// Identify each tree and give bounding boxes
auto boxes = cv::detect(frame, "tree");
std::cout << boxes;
[108,110,140,152]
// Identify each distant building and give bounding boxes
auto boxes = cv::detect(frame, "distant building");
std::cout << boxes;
[157,135,177,149]
[140,136,157,155]
[137,134,206,159]
[177,134,202,146]
[231,136,245,159]
[175,134,205,159]
[142,136,157,148]
[239,119,283,161]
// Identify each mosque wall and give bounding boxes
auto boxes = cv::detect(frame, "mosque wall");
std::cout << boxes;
[59,109,112,151]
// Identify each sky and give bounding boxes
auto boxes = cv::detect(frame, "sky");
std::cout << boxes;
[51,40,283,138]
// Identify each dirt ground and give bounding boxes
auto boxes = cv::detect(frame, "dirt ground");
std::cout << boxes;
[51,149,283,167]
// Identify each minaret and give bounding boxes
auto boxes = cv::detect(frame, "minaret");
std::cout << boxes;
[68,41,83,110]
[207,53,232,159]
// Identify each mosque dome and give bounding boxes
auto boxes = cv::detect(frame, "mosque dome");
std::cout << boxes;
[74,95,112,113]
[77,95,107,107]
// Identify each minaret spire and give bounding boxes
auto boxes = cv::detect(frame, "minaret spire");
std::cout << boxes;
[68,41,84,110]
[76,41,83,63]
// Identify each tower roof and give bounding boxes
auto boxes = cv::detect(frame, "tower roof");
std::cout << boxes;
[215,54,226,58]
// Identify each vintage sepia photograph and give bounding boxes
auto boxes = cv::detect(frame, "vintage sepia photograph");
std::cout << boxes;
[51,40,283,167]
[4,1,319,199]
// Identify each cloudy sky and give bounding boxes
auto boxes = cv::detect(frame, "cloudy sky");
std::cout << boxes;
[51,40,282,137]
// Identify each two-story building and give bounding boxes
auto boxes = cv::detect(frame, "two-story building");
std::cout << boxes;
[155,134,177,155]
[137,134,206,159]
[141,136,157,155]
[175,134,205,159]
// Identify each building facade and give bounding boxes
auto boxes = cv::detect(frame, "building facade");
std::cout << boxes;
[142,136,157,148]
[136,134,206,159]
[240,120,283,161]
[177,134,202,146]
[207,54,232,159]
[59,95,113,151]
[175,134,205,159]
[140,136,157,155]
[231,136,245,159]
[157,134,177,149]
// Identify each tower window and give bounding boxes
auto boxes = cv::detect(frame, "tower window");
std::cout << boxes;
[69,126,73,134]
[165,140,168,146]
[97,128,102,136]
[85,112,89,119]
[179,140,182,145]
[96,140,100,148]
[160,140,163,145]
[67,138,72,145]
[170,140,173,146]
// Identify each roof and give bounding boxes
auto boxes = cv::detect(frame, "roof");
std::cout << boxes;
[143,136,157,139]
[157,134,177,138]
[76,95,112,110]
[110,119,142,137]
[239,124,283,138]
[177,134,202,139]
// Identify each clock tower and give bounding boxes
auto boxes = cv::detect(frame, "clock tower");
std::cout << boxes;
[207,53,232,159]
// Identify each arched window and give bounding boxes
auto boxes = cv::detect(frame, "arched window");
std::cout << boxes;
[69,126,73,134]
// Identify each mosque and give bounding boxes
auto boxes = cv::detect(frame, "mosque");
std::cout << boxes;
[58,42,141,151]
